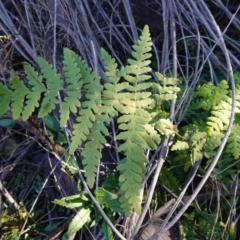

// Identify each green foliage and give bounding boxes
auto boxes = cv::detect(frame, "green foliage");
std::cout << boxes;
[226,123,240,159]
[60,48,83,127]
[2,22,240,237]
[159,166,181,194]
[101,25,163,215]
[53,194,89,209]
[0,25,181,216]
[181,208,224,240]
[180,212,197,240]
[67,208,91,235]
[170,72,240,238]
[1,203,28,239]
[198,209,223,239]
[172,77,240,173]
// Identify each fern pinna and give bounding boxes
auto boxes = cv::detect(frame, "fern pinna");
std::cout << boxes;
[0,25,181,215]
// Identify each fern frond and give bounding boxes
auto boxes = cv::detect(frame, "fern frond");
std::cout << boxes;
[67,50,108,187]
[126,25,152,82]
[117,143,147,215]
[82,115,109,187]
[60,48,83,127]
[155,118,176,136]
[206,99,231,135]
[100,25,159,215]
[10,77,30,119]
[0,82,14,116]
[233,85,240,113]
[213,153,238,182]
[22,63,46,120]
[153,72,181,101]
[226,123,240,159]
[160,166,181,194]
[101,48,122,84]
[197,80,229,110]
[37,57,63,117]
[68,50,103,155]
[171,140,189,151]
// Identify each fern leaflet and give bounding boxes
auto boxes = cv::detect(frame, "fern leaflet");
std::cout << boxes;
[68,52,103,154]
[0,82,14,116]
[37,57,63,117]
[21,63,46,120]
[226,123,240,159]
[60,48,83,127]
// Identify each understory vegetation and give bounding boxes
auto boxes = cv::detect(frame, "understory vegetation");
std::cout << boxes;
[0,1,240,240]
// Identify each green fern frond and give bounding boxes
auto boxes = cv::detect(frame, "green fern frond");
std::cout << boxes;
[160,166,181,194]
[203,132,224,158]
[213,153,239,182]
[0,82,14,116]
[69,50,103,155]
[22,63,46,120]
[104,25,160,215]
[153,72,181,101]
[37,57,63,117]
[233,85,240,113]
[10,77,30,119]
[82,115,109,187]
[226,123,240,159]
[102,39,156,206]
[101,48,123,84]
[197,80,229,110]
[126,25,152,82]
[66,49,108,186]
[206,99,231,135]
[171,140,189,151]
[155,118,176,136]
[117,143,147,215]
[60,48,83,127]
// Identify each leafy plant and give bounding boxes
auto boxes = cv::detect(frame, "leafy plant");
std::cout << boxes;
[171,76,240,175]
[180,208,224,240]
[1,23,240,238]
[0,25,181,217]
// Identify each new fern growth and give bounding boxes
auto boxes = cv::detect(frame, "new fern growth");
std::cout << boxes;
[0,26,181,215]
